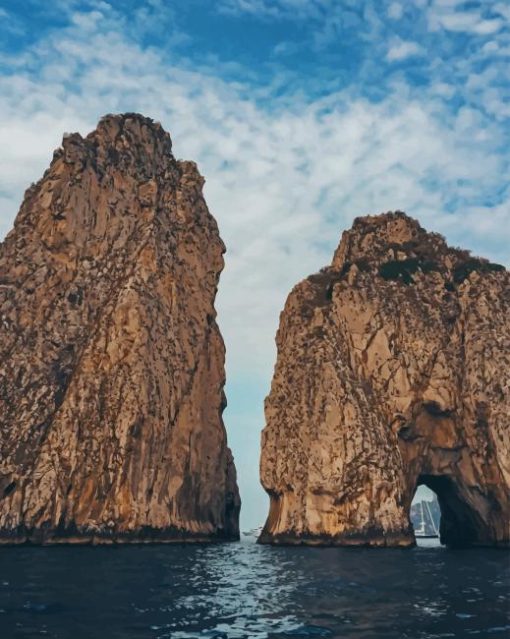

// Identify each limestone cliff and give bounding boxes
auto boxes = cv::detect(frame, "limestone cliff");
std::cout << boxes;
[0,113,240,544]
[260,212,509,547]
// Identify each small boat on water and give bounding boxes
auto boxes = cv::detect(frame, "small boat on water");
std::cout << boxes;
[414,500,439,538]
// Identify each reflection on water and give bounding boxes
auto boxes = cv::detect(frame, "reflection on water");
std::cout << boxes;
[0,534,508,639]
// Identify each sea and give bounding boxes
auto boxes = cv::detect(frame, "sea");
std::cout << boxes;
[0,534,508,639]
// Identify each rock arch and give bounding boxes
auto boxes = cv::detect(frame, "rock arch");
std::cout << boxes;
[411,475,479,547]
[398,398,509,548]
[259,212,509,547]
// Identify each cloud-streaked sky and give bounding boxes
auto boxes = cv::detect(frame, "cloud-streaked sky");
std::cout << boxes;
[1,0,509,528]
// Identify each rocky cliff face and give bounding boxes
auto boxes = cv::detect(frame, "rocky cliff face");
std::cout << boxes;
[0,113,240,544]
[260,212,509,548]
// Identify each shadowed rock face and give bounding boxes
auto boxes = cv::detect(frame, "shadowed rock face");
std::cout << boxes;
[260,212,509,548]
[0,113,240,544]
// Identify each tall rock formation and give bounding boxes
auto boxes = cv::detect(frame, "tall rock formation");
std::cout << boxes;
[0,114,240,544]
[260,212,509,548]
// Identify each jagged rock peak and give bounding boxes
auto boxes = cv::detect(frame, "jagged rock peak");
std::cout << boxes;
[0,114,240,544]
[260,211,509,548]
[331,210,500,274]
[62,113,173,164]
[332,211,433,267]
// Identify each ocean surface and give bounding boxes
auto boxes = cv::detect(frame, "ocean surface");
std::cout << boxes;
[0,535,508,639]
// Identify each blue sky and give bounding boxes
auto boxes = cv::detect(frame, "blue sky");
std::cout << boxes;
[1,0,509,528]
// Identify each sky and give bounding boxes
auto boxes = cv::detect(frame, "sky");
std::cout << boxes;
[0,0,509,529]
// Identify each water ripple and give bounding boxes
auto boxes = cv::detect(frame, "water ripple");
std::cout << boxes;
[0,536,507,639]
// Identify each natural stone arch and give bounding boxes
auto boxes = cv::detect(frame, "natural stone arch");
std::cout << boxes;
[259,212,509,548]
[397,399,509,548]
[411,475,480,548]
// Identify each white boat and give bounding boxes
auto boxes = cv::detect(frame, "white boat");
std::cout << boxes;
[415,500,439,538]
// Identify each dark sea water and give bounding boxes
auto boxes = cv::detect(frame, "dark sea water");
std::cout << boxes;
[0,535,508,639]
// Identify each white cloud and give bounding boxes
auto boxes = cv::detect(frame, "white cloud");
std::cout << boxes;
[440,14,502,34]
[427,1,506,34]
[386,38,424,61]
[387,2,404,20]
[272,40,300,56]
[494,2,510,21]
[431,82,455,98]
[70,10,104,29]
[218,0,286,18]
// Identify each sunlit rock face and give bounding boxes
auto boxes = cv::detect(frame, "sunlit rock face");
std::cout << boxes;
[0,114,240,544]
[260,212,509,548]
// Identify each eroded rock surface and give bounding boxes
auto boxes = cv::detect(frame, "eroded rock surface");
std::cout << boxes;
[0,113,240,544]
[260,212,509,547]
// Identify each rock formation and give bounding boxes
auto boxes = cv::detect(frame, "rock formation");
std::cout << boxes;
[260,212,509,548]
[0,113,240,544]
